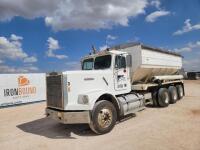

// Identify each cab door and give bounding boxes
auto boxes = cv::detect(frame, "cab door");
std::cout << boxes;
[114,55,129,91]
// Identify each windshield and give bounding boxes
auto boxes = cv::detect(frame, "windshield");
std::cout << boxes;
[82,55,112,70]
[94,55,111,70]
[82,58,94,70]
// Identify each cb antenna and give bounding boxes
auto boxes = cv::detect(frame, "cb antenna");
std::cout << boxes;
[92,45,97,54]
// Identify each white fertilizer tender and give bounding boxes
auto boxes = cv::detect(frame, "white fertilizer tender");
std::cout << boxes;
[46,43,184,134]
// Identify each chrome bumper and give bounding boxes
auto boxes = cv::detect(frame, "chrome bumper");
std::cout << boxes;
[46,108,91,124]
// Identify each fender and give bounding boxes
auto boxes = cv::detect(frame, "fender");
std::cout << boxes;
[79,89,120,111]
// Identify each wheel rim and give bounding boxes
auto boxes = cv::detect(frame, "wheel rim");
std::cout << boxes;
[97,108,113,129]
[164,92,169,103]
[173,90,178,100]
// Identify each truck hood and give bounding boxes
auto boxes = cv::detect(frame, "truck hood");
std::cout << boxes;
[61,69,114,110]
[63,70,111,76]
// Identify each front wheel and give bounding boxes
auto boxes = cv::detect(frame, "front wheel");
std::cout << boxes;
[89,100,117,134]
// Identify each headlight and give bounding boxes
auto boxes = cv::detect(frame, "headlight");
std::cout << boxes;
[78,95,89,104]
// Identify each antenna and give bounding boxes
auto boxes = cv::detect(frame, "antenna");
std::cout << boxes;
[92,45,97,54]
[106,38,108,49]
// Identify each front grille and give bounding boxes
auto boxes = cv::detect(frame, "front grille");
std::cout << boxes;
[46,74,63,109]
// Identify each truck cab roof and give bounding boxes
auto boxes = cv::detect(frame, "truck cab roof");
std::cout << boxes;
[82,50,127,61]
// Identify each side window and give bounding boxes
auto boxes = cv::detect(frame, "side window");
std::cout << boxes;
[82,58,94,70]
[115,55,126,69]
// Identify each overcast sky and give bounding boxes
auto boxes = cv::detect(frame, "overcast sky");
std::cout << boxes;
[0,0,200,73]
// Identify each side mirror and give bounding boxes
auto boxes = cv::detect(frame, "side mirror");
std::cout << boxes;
[126,55,132,67]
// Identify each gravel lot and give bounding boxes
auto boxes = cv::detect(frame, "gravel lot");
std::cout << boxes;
[0,80,200,150]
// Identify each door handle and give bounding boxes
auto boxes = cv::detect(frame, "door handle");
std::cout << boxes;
[118,75,124,78]
[117,75,124,80]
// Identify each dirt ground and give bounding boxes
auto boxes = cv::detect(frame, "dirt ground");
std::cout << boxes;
[0,80,200,150]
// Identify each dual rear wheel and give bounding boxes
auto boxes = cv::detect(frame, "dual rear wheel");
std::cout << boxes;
[153,84,184,107]
[176,84,184,99]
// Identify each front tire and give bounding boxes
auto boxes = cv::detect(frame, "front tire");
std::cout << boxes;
[89,100,117,134]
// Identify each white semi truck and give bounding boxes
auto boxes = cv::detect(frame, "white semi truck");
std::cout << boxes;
[46,43,184,134]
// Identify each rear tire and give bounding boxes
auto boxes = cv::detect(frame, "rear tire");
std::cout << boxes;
[157,88,170,107]
[176,84,184,100]
[168,86,178,104]
[89,100,117,134]
[152,91,158,107]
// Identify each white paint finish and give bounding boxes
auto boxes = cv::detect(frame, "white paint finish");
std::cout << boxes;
[153,75,183,80]
[114,54,131,91]
[62,69,131,110]
[132,80,184,91]
[0,73,46,107]
[51,44,183,111]
[120,45,182,83]
[141,49,182,68]
[120,45,142,72]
